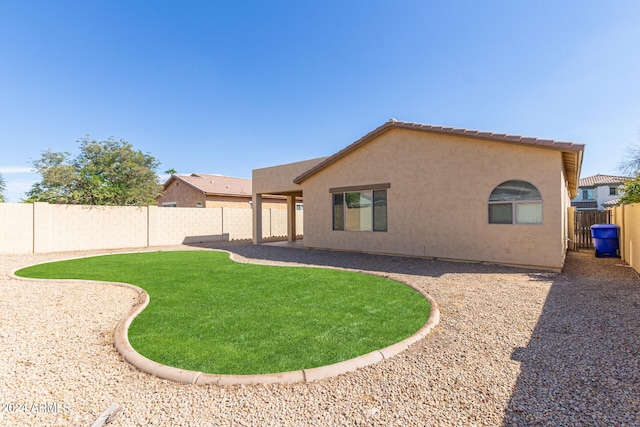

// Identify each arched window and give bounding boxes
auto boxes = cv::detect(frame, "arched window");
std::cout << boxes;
[488,180,542,224]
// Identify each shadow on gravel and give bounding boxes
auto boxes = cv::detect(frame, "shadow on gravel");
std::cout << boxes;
[186,241,536,278]
[504,251,640,426]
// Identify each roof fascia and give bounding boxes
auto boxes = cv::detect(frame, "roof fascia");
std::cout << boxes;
[162,175,177,191]
[293,122,395,184]
[565,149,583,199]
[168,175,207,194]
[203,192,252,197]
[293,120,585,185]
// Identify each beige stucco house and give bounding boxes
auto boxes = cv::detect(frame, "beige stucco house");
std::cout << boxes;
[158,173,291,210]
[252,120,584,271]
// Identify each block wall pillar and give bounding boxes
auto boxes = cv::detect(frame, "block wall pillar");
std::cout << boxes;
[253,194,263,244]
[287,195,296,242]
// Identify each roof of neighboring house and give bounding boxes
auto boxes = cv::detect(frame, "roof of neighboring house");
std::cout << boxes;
[578,174,630,187]
[163,174,251,197]
[602,199,621,208]
[571,201,598,209]
[293,119,585,198]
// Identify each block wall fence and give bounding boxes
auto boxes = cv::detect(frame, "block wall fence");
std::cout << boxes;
[611,203,640,274]
[0,202,303,254]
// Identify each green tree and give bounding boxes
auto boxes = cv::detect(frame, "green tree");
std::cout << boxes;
[27,136,162,206]
[619,176,640,205]
[0,173,6,202]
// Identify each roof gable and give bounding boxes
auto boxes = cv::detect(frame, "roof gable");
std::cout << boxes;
[163,174,252,196]
[293,119,585,197]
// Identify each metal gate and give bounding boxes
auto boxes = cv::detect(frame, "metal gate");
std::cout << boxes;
[574,210,612,249]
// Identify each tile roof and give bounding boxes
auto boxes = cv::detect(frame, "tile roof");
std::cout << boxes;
[293,119,585,197]
[578,174,630,187]
[164,174,251,196]
[571,201,598,209]
[602,199,621,207]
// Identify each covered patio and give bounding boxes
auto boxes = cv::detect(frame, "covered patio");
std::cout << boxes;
[252,157,327,244]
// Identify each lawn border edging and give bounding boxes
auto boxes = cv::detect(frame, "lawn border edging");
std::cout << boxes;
[10,248,440,385]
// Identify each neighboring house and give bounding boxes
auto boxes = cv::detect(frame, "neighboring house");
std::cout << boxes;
[571,174,630,211]
[252,119,584,271]
[158,173,292,209]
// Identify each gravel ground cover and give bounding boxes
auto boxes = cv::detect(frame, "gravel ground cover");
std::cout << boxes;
[0,243,638,426]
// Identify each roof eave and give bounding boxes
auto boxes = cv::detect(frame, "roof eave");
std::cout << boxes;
[564,150,584,199]
[161,175,177,191]
[166,175,207,194]
[293,122,396,184]
[203,192,251,197]
[294,120,586,185]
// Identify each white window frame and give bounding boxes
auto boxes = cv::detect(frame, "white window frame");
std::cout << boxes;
[488,180,543,225]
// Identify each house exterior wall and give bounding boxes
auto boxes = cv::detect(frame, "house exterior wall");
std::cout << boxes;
[204,195,252,209]
[157,181,205,207]
[567,206,577,251]
[203,196,288,209]
[572,187,597,210]
[572,184,623,210]
[300,128,568,270]
[253,157,327,195]
[561,169,572,255]
[264,199,290,210]
[158,181,289,209]
[595,185,621,209]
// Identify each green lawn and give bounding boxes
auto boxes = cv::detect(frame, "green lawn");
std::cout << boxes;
[16,251,430,375]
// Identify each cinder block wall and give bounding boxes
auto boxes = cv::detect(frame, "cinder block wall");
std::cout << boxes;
[223,208,253,241]
[270,209,288,238]
[256,209,304,240]
[296,210,304,238]
[150,206,225,246]
[612,203,640,273]
[0,204,33,254]
[43,204,148,252]
[0,203,301,254]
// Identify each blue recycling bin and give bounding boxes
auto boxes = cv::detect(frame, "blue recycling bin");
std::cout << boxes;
[590,224,620,258]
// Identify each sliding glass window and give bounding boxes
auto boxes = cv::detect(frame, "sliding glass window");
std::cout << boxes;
[332,188,387,232]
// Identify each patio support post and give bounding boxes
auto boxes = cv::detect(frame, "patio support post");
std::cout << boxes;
[287,195,296,242]
[253,193,263,244]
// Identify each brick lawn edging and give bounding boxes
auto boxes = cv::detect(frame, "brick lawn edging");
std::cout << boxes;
[11,249,440,385]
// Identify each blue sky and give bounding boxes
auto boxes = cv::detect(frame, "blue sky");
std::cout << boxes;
[1,1,639,202]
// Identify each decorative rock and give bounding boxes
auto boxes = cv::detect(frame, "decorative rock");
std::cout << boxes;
[0,245,638,426]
